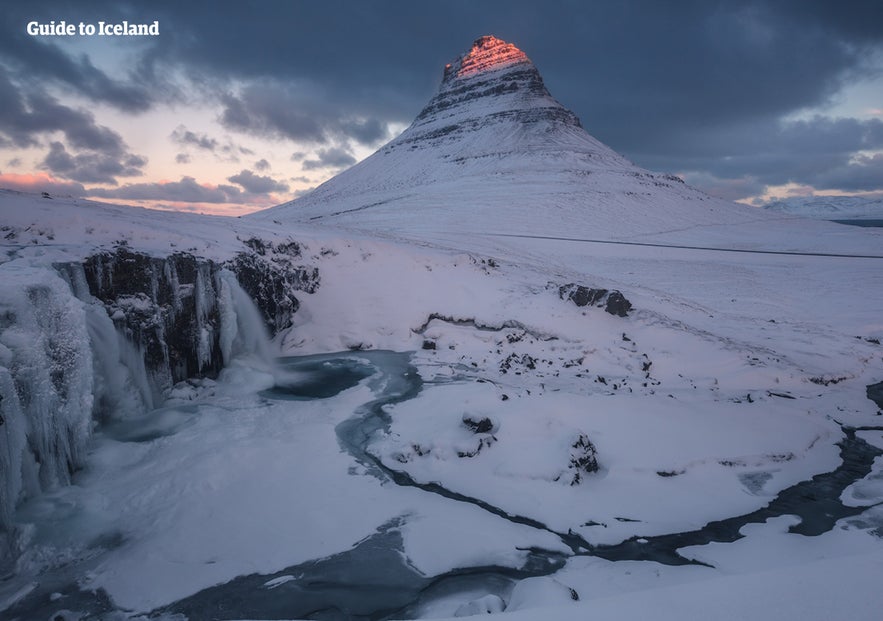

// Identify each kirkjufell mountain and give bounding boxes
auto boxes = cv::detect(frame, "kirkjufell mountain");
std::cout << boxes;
[257,35,778,240]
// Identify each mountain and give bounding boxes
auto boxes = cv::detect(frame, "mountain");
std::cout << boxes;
[763,195,883,220]
[255,35,778,242]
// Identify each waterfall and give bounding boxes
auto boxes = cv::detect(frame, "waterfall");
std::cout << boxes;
[216,268,275,367]
[0,257,279,530]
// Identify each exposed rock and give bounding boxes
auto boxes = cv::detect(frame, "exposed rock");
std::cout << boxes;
[55,242,318,398]
[456,435,496,458]
[62,248,225,391]
[567,433,599,485]
[558,283,632,317]
[226,237,319,334]
[867,381,883,410]
[462,413,495,434]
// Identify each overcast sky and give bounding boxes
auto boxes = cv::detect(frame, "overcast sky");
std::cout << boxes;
[1,0,881,214]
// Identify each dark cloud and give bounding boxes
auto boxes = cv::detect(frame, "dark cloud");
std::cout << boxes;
[227,169,288,193]
[219,83,393,147]
[175,153,190,164]
[302,147,357,171]
[0,66,128,151]
[171,126,219,151]
[680,172,767,202]
[341,118,390,145]
[6,157,21,167]
[816,152,883,192]
[88,176,237,203]
[220,86,327,143]
[42,141,146,185]
[254,158,270,171]
[644,116,883,193]
[0,5,155,112]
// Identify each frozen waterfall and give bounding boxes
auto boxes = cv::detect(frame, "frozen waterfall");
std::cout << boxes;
[0,258,276,529]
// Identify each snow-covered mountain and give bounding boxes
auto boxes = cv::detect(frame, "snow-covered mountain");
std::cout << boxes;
[763,195,883,220]
[256,36,807,248]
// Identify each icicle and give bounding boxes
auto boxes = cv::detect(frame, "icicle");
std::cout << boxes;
[195,264,217,372]
[0,263,94,528]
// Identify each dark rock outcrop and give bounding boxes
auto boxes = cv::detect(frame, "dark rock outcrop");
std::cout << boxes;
[56,241,318,397]
[559,283,633,317]
[226,238,319,333]
[868,381,883,410]
[567,434,599,485]
[59,248,225,391]
[462,414,495,434]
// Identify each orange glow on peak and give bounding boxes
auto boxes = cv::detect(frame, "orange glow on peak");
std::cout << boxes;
[454,35,529,78]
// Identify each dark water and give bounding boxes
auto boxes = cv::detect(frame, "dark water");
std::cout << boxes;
[262,353,375,400]
[5,352,882,621]
[831,219,883,228]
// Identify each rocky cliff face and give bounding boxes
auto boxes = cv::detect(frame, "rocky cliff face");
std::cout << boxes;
[1,240,318,527]
[58,242,319,401]
[408,35,583,145]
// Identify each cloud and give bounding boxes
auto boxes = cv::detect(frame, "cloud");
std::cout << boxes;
[41,141,146,185]
[87,176,237,203]
[642,116,883,195]
[0,67,128,151]
[171,126,219,151]
[220,86,326,143]
[302,147,357,171]
[254,158,270,171]
[219,82,393,147]
[227,169,288,194]
[816,152,883,192]
[0,7,155,113]
[0,172,86,196]
[680,172,767,202]
[175,153,191,164]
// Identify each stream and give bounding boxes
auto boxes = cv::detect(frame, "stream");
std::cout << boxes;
[3,351,881,620]
[165,351,883,620]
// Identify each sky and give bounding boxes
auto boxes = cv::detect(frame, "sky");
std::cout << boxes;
[0,0,882,215]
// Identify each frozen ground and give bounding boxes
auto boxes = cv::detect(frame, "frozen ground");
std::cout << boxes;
[2,188,883,619]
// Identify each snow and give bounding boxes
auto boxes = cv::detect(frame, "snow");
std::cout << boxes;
[763,195,883,220]
[3,176,883,620]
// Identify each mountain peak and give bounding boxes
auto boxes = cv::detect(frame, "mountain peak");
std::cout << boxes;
[411,34,580,131]
[443,35,531,82]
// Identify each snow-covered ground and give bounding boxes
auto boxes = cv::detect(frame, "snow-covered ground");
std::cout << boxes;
[2,186,882,620]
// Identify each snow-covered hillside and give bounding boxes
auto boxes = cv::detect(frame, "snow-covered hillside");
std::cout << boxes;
[763,195,883,220]
[2,36,883,621]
